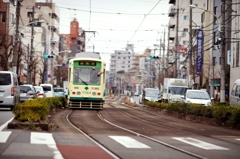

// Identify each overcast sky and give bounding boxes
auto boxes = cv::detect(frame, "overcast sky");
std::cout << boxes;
[39,0,172,69]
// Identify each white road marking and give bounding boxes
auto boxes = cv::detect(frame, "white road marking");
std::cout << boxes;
[0,117,14,131]
[0,117,14,143]
[31,132,64,159]
[0,132,12,143]
[236,139,240,141]
[109,136,150,148]
[31,132,56,144]
[172,137,229,150]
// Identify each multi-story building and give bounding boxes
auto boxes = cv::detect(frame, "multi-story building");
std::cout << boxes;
[230,0,240,92]
[16,0,60,85]
[168,0,206,85]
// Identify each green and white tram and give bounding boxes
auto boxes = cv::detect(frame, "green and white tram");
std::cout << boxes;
[67,57,106,109]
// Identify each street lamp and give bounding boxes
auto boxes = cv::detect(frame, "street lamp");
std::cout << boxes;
[190,5,221,32]
[19,20,45,32]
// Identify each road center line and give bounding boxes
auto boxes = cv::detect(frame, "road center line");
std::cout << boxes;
[172,137,228,150]
[109,136,150,148]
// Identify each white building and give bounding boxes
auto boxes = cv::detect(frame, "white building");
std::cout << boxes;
[109,44,134,75]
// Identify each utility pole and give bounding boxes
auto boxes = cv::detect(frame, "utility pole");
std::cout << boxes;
[174,0,179,78]
[162,26,166,79]
[220,0,226,102]
[12,0,22,74]
[29,6,35,84]
[174,0,184,78]
[189,0,193,88]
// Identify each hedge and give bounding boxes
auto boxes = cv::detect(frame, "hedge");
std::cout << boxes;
[145,101,240,124]
[12,97,67,122]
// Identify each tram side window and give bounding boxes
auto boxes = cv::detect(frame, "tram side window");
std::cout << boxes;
[103,69,105,84]
[231,84,237,96]
[236,85,240,97]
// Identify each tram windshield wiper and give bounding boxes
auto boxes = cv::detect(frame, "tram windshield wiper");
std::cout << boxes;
[78,77,88,85]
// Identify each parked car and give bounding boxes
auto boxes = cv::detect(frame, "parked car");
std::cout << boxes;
[40,84,55,97]
[20,84,38,102]
[230,79,240,106]
[181,89,213,106]
[34,86,46,98]
[53,87,65,97]
[0,71,20,110]
[139,88,161,104]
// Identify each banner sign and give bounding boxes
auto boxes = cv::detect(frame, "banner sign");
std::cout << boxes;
[196,29,204,75]
[227,50,233,65]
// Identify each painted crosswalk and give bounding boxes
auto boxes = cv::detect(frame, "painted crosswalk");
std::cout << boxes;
[109,136,150,148]
[0,117,14,143]
[31,132,64,159]
[172,137,229,150]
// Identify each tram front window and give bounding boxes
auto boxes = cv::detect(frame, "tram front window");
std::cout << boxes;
[74,68,101,84]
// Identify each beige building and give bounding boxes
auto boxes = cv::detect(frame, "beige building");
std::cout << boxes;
[19,0,60,85]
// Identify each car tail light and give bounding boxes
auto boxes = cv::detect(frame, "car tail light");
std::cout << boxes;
[29,93,34,96]
[11,87,14,96]
[38,93,44,96]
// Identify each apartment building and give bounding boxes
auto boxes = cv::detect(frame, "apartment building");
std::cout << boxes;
[17,0,60,85]
[230,0,240,92]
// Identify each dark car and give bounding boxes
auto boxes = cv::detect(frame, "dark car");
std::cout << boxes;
[20,84,38,102]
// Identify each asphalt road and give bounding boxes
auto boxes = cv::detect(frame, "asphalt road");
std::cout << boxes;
[0,97,240,159]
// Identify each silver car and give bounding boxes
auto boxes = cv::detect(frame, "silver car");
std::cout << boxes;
[20,84,38,102]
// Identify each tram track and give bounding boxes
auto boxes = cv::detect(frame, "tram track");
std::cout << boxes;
[107,99,240,146]
[97,107,206,159]
[65,109,120,159]
[60,96,239,159]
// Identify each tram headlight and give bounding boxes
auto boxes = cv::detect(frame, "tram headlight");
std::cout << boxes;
[92,91,96,95]
[77,91,81,95]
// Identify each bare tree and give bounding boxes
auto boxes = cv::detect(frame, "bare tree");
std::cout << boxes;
[0,34,13,71]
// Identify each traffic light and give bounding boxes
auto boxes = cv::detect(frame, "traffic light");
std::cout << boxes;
[44,55,54,59]
[150,55,160,59]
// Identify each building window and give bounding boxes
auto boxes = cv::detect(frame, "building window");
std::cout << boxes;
[122,66,125,68]
[122,61,125,64]
[128,65,130,68]
[10,14,14,23]
[118,57,121,59]
[214,6,217,25]
[236,42,240,67]
[183,41,189,45]
[213,57,216,66]
[201,12,205,23]
[219,57,221,65]
[0,12,6,22]
[123,57,126,59]
[129,56,131,59]
[128,61,130,63]
[183,28,188,32]
[213,32,216,46]
[183,15,189,20]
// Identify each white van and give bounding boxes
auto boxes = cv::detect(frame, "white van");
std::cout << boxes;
[0,71,20,110]
[230,79,240,106]
[40,84,55,97]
